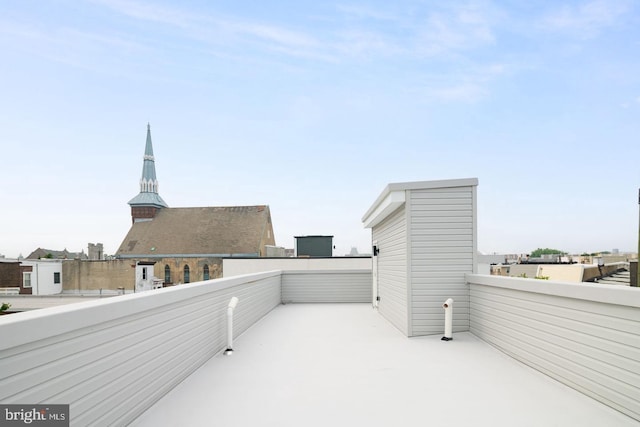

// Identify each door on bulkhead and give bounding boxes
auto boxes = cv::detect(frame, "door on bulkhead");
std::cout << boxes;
[372,241,379,308]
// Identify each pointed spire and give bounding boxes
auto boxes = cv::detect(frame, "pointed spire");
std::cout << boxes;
[128,123,168,209]
[141,123,158,183]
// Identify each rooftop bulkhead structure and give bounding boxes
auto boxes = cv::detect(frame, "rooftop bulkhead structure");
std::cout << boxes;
[363,178,477,336]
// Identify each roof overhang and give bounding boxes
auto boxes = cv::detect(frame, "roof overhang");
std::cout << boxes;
[362,178,478,229]
[362,190,405,229]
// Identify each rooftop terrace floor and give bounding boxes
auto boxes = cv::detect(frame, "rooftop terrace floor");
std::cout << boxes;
[132,303,638,427]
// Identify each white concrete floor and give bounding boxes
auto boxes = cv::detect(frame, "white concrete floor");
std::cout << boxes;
[131,304,639,427]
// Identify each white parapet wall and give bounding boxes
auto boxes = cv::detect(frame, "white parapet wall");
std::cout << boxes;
[466,273,640,422]
[223,257,372,277]
[0,271,282,426]
[282,270,372,303]
[0,269,377,426]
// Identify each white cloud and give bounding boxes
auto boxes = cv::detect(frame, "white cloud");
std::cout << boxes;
[91,0,194,27]
[418,62,509,103]
[335,4,400,22]
[416,3,496,56]
[93,0,329,61]
[333,29,403,58]
[428,82,488,102]
[541,0,632,39]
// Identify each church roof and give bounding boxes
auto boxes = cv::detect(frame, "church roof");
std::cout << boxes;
[116,206,272,257]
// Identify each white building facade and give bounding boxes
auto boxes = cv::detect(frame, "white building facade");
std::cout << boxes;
[20,259,64,295]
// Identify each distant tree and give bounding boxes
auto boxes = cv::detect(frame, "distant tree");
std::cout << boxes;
[530,248,566,257]
[44,253,53,259]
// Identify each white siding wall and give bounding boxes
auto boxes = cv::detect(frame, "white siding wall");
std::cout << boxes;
[223,257,372,277]
[372,206,408,335]
[409,186,475,336]
[468,274,640,422]
[0,271,281,426]
[281,270,372,303]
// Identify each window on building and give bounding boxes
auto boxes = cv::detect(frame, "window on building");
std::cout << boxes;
[142,267,147,280]
[184,265,190,283]
[54,272,61,284]
[23,272,32,288]
[203,264,210,281]
[165,265,171,284]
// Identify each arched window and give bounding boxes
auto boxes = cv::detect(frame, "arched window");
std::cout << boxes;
[203,264,210,281]
[184,265,190,283]
[164,265,171,284]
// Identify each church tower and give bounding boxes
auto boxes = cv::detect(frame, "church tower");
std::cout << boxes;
[128,124,168,223]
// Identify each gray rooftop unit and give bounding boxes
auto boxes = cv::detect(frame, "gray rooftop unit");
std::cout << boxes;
[294,235,333,257]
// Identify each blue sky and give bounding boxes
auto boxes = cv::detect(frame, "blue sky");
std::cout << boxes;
[1,0,639,258]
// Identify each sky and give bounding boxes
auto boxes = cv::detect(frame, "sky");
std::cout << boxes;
[1,0,639,259]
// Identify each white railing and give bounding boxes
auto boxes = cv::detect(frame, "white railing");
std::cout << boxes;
[0,287,20,295]
[466,273,640,422]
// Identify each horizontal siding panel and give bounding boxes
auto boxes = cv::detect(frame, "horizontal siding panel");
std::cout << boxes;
[470,291,640,358]
[412,307,470,316]
[414,245,472,252]
[413,261,473,269]
[412,257,473,265]
[373,205,408,336]
[412,245,473,253]
[468,279,640,422]
[409,210,471,218]
[472,285,640,338]
[413,291,470,300]
[409,204,472,211]
[471,315,640,416]
[413,272,470,281]
[470,297,640,357]
[412,235,472,243]
[411,228,472,236]
[411,217,472,224]
[409,187,474,337]
[470,288,640,351]
[0,272,282,426]
[412,278,467,285]
[471,320,640,418]
[282,271,371,303]
[471,302,640,375]
[411,187,471,196]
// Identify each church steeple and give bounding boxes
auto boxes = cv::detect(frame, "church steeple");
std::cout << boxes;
[128,124,168,223]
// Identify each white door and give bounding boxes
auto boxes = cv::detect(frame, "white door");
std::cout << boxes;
[372,242,379,308]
